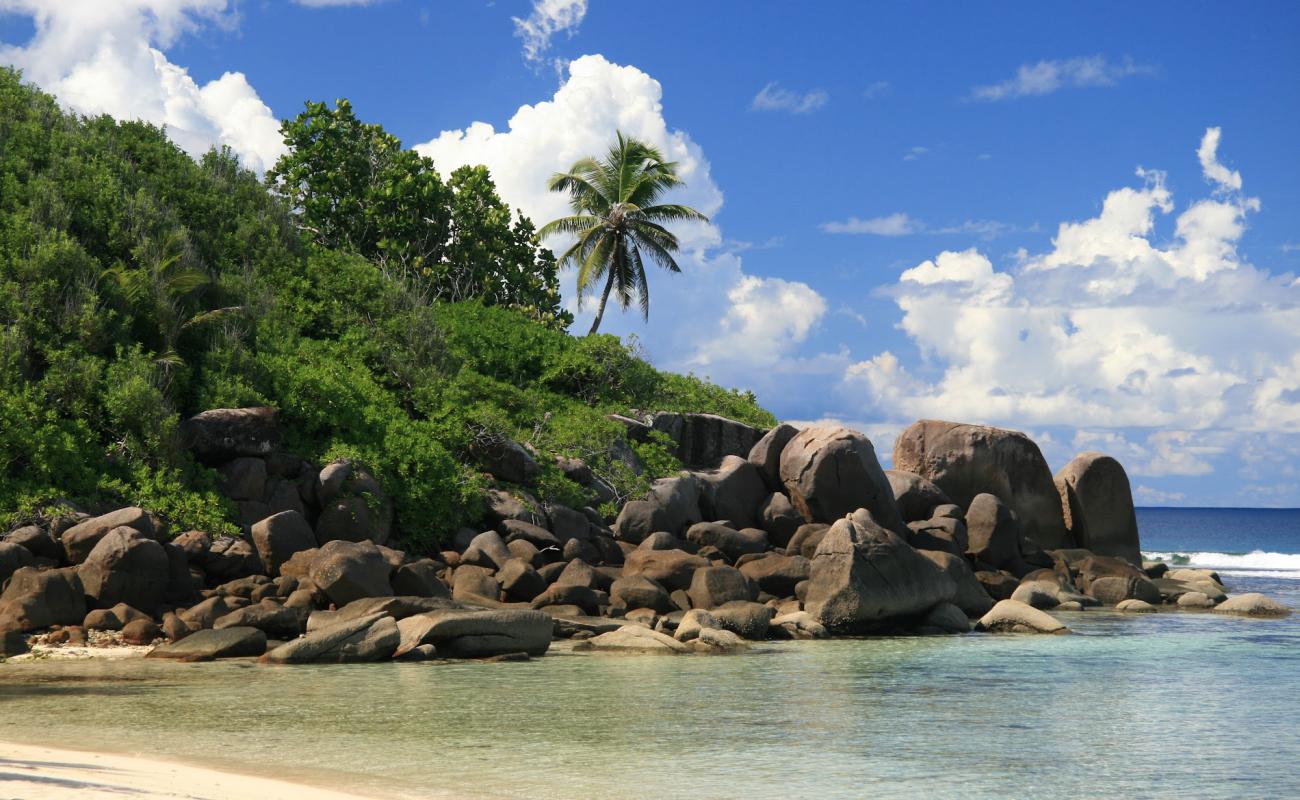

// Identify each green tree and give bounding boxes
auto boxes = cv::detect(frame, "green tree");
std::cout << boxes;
[444,165,570,327]
[539,132,708,334]
[266,99,452,284]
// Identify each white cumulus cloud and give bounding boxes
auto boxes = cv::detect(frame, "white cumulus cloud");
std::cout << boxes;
[841,127,1300,486]
[0,0,285,172]
[970,54,1155,102]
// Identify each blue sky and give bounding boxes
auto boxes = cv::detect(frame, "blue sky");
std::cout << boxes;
[2,1,1299,507]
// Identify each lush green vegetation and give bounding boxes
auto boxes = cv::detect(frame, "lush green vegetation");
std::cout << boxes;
[541,133,708,334]
[0,70,773,551]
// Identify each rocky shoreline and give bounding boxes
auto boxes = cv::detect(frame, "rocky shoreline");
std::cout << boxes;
[1,409,1290,664]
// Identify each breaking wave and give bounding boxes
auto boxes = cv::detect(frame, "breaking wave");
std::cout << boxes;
[1143,550,1300,579]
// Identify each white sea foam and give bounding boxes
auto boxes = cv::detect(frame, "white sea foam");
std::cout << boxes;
[1143,550,1300,578]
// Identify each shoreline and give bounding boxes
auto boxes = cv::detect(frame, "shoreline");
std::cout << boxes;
[0,741,417,800]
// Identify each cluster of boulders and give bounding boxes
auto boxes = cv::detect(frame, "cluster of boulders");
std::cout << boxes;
[1,409,1290,662]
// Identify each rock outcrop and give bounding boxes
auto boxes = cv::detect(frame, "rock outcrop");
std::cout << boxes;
[893,420,1070,550]
[779,426,905,534]
[1054,452,1142,565]
[803,509,955,632]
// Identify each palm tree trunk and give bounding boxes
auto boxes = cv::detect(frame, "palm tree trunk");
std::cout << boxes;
[588,270,615,335]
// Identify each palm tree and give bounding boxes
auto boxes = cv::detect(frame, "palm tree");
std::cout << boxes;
[539,132,709,335]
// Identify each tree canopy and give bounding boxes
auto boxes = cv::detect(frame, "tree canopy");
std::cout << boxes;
[0,68,771,551]
[541,132,708,334]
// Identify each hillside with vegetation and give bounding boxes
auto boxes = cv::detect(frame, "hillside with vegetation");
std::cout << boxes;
[0,67,774,552]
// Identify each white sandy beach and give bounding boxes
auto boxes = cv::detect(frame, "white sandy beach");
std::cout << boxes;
[0,741,391,800]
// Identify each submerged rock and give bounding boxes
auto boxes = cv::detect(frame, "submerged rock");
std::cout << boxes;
[1213,593,1291,618]
[975,600,1069,634]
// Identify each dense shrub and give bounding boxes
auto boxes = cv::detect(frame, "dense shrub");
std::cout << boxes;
[0,68,776,551]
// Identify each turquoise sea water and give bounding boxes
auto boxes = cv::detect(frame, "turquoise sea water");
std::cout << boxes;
[1,508,1298,799]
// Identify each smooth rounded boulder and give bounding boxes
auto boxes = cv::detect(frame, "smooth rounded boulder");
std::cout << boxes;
[779,426,906,534]
[250,511,316,577]
[893,420,1069,550]
[738,553,810,598]
[622,549,709,592]
[804,508,955,633]
[1055,452,1142,565]
[308,540,393,607]
[965,493,1021,570]
[0,567,86,631]
[1213,593,1291,618]
[687,565,754,609]
[78,527,170,613]
[699,456,767,530]
[685,522,767,562]
[917,550,994,617]
[61,507,159,565]
[147,626,267,660]
[886,470,952,523]
[975,599,1069,634]
[393,607,553,658]
[748,423,799,491]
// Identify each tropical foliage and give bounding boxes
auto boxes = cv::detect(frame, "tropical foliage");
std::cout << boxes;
[0,69,772,550]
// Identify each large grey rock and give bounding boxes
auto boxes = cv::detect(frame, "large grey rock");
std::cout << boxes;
[650,412,766,469]
[462,530,513,570]
[710,600,773,640]
[687,566,755,609]
[585,624,688,654]
[393,607,553,658]
[748,423,799,491]
[498,558,547,602]
[804,509,955,632]
[179,596,246,630]
[757,492,803,547]
[886,470,953,523]
[78,528,170,613]
[1055,452,1142,565]
[907,516,969,558]
[917,550,994,617]
[975,600,1069,634]
[0,541,35,587]
[308,540,393,606]
[893,420,1069,550]
[0,567,85,631]
[965,493,1022,569]
[147,627,267,660]
[61,507,159,565]
[779,426,905,534]
[181,407,281,462]
[473,438,540,486]
[613,475,703,543]
[261,612,399,663]
[452,565,501,603]
[250,511,316,577]
[609,575,672,612]
[621,549,710,592]
[787,523,830,560]
[213,600,304,638]
[685,522,767,562]
[738,553,810,598]
[697,456,767,529]
[390,559,450,598]
[5,526,61,562]
[1213,593,1291,618]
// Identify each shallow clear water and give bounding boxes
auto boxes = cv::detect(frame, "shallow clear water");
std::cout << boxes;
[2,511,1298,800]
